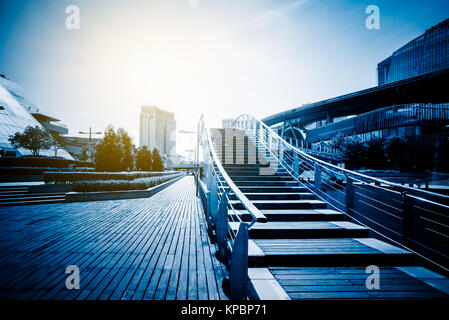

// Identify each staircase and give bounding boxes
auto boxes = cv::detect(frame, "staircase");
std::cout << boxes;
[209,128,449,300]
[0,185,66,207]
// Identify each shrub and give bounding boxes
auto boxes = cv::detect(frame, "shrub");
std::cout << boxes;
[44,171,178,184]
[72,173,182,192]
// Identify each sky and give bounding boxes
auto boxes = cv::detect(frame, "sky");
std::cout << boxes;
[1,0,448,156]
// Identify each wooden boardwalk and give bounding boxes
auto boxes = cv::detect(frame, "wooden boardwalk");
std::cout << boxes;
[0,176,228,300]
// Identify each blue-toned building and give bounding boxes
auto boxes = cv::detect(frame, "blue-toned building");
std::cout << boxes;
[378,18,449,85]
[0,75,73,159]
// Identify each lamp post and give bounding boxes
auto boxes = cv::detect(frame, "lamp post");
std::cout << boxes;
[79,127,102,160]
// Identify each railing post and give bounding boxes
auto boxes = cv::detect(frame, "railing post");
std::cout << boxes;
[205,190,212,236]
[216,192,229,261]
[346,176,354,216]
[314,162,322,189]
[267,130,271,159]
[279,141,284,164]
[209,174,219,224]
[401,192,413,243]
[293,152,299,179]
[230,223,249,300]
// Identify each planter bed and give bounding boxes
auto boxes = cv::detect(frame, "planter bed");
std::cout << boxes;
[65,173,184,202]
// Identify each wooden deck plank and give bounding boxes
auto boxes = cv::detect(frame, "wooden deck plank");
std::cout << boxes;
[0,177,226,300]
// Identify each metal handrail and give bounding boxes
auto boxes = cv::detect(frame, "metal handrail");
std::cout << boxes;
[234,113,449,200]
[205,127,268,224]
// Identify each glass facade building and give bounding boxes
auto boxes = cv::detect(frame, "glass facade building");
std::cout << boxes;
[305,103,449,153]
[0,76,73,159]
[378,18,449,85]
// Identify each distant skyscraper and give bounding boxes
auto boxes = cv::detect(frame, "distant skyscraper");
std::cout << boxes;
[222,118,235,129]
[377,18,449,85]
[139,106,176,158]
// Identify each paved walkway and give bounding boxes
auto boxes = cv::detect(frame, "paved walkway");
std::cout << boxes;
[0,176,228,300]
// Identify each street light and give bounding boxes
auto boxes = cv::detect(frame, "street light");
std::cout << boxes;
[79,127,102,143]
[78,127,102,161]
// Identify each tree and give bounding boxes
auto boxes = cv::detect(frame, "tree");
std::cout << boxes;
[152,148,164,171]
[330,132,345,153]
[117,128,134,171]
[341,136,368,169]
[384,136,406,170]
[136,146,152,171]
[94,126,137,171]
[366,138,386,169]
[94,126,123,171]
[51,134,67,157]
[8,125,53,156]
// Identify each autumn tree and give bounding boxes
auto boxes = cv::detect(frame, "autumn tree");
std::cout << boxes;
[152,148,164,171]
[136,145,152,171]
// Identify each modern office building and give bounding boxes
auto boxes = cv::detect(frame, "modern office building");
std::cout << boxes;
[305,103,449,152]
[378,18,449,85]
[139,106,176,158]
[0,75,73,159]
[222,118,235,129]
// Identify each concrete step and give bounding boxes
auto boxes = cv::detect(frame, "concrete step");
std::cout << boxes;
[225,171,291,177]
[267,266,449,300]
[230,221,369,239]
[0,198,66,207]
[229,192,315,201]
[231,209,345,221]
[0,190,30,196]
[226,180,300,187]
[224,176,294,182]
[0,186,28,191]
[229,199,327,210]
[0,192,66,199]
[0,195,66,203]
[219,186,308,193]
[248,238,414,267]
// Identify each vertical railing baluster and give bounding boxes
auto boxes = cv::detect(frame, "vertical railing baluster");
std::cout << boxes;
[293,152,299,179]
[346,176,354,216]
[314,162,322,189]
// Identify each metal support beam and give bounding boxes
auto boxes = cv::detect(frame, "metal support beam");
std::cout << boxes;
[230,223,249,300]
[216,192,229,261]
[209,174,218,224]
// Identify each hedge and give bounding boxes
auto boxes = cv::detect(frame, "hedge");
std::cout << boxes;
[44,171,179,184]
[0,156,94,168]
[72,173,183,192]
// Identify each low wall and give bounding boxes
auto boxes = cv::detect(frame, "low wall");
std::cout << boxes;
[65,174,184,202]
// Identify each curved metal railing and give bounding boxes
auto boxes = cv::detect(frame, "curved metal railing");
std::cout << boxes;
[196,115,267,299]
[234,113,449,273]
